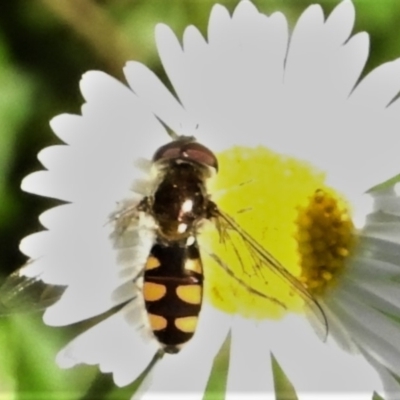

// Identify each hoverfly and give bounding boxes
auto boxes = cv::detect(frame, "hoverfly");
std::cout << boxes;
[0,135,328,354]
[90,135,328,353]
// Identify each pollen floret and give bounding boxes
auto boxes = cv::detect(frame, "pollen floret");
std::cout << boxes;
[296,188,356,295]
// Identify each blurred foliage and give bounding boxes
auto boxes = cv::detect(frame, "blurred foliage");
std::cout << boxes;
[0,0,399,399]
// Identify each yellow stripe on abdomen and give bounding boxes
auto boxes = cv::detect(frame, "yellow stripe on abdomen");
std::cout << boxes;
[176,284,202,305]
[174,316,198,333]
[184,258,203,274]
[145,255,161,271]
[148,313,168,331]
[143,281,167,302]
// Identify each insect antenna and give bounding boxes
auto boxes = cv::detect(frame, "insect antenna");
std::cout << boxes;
[155,117,181,140]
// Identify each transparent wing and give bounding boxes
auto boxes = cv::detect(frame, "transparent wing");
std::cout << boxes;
[208,207,328,340]
[0,262,65,315]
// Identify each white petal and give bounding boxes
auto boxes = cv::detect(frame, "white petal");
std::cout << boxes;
[20,223,117,286]
[324,0,355,46]
[363,352,400,400]
[23,144,137,206]
[38,203,106,231]
[347,255,400,282]
[50,114,85,146]
[284,4,325,92]
[22,170,72,202]
[24,71,166,204]
[20,195,154,317]
[183,24,207,53]
[331,287,400,347]
[57,301,159,387]
[43,280,133,326]
[317,301,356,354]
[353,235,400,270]
[24,73,167,204]
[326,290,400,376]
[155,24,186,104]
[280,31,370,195]
[361,220,400,243]
[226,317,274,397]
[133,303,231,399]
[259,315,381,393]
[350,192,374,229]
[284,4,366,103]
[351,59,400,108]
[19,230,50,259]
[207,4,232,46]
[340,278,400,321]
[123,61,197,136]
[371,186,400,216]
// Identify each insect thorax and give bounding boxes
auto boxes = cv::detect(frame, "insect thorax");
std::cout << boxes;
[150,160,212,242]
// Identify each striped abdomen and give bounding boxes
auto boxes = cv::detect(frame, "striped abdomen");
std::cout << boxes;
[143,240,203,354]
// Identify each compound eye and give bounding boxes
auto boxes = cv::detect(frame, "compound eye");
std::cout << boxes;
[153,139,218,171]
[181,142,218,171]
[152,141,182,163]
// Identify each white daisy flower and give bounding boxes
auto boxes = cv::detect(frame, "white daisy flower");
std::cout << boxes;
[11,0,400,399]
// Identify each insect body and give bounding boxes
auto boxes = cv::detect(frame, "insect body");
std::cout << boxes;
[137,138,218,354]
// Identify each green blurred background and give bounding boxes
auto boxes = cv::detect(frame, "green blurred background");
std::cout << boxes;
[0,0,398,398]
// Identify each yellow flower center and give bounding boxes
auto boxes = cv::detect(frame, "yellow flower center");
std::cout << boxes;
[199,146,356,319]
[296,188,355,296]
